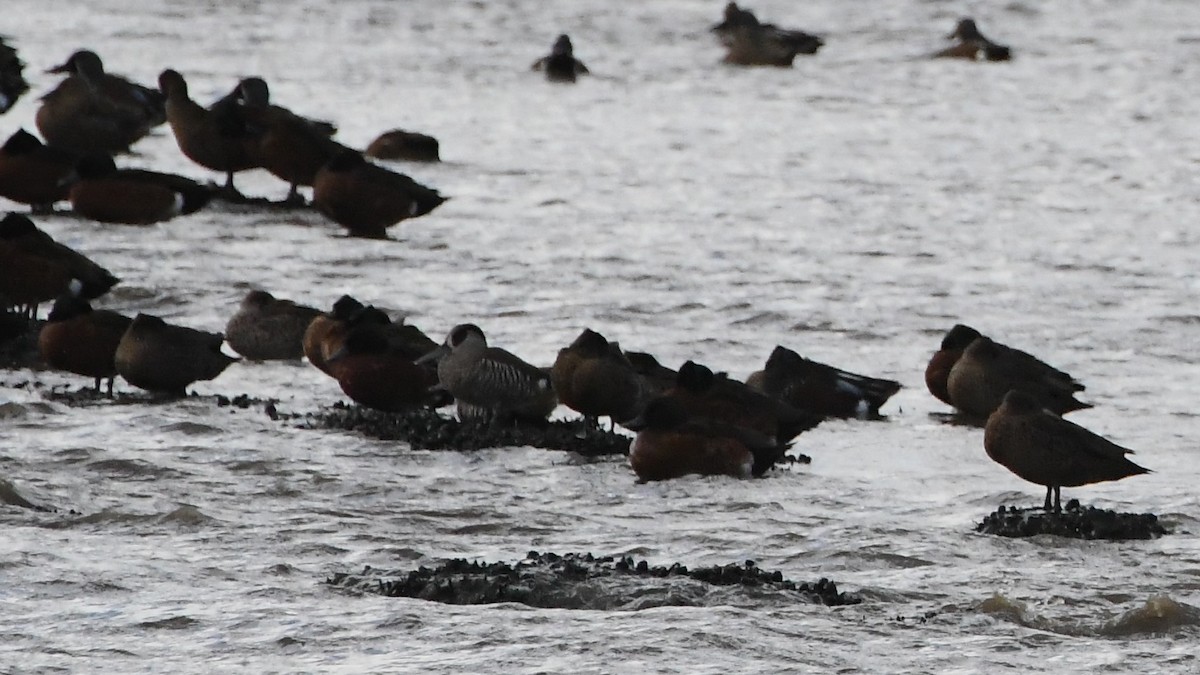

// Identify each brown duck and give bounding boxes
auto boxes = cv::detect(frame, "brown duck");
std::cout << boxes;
[551,328,646,429]
[946,336,1090,419]
[711,2,823,66]
[365,129,440,162]
[325,324,445,412]
[0,213,119,301]
[0,36,29,114]
[36,49,164,154]
[984,390,1149,511]
[67,154,213,224]
[38,291,131,395]
[158,69,261,194]
[0,129,75,211]
[531,35,590,83]
[932,18,1012,62]
[625,396,791,482]
[114,313,237,395]
[668,360,822,444]
[225,289,322,361]
[312,150,446,239]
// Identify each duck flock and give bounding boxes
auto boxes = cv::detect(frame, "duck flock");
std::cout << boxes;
[0,4,1155,523]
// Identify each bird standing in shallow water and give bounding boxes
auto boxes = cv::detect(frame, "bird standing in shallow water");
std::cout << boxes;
[984,390,1149,511]
[551,328,646,430]
[38,290,131,395]
[419,323,556,427]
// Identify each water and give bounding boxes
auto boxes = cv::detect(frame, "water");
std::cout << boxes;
[3,0,1200,672]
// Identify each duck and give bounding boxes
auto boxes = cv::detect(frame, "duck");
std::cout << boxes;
[0,213,118,300]
[0,129,77,210]
[624,396,791,482]
[669,360,823,444]
[303,295,367,374]
[551,328,646,429]
[946,336,1090,420]
[224,289,322,361]
[312,150,446,239]
[624,350,680,398]
[418,323,556,426]
[0,37,30,114]
[36,49,165,154]
[744,345,902,419]
[158,69,261,194]
[365,129,440,162]
[38,289,132,395]
[711,2,823,66]
[231,77,352,203]
[531,35,590,83]
[924,324,982,406]
[325,323,445,412]
[66,154,213,224]
[932,18,1011,62]
[113,313,237,395]
[0,239,74,317]
[984,390,1149,511]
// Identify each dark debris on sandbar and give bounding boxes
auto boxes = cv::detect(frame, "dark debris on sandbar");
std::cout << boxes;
[326,551,861,609]
[976,500,1167,540]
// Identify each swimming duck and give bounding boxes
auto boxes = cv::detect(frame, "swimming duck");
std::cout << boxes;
[312,150,446,239]
[113,313,237,395]
[946,336,1091,419]
[531,35,590,83]
[932,18,1011,62]
[0,129,77,210]
[325,324,445,412]
[551,328,646,429]
[711,2,823,66]
[745,345,902,419]
[38,290,132,395]
[36,49,165,154]
[224,289,322,361]
[365,129,440,162]
[158,69,261,194]
[0,213,118,300]
[66,154,213,224]
[984,390,1149,511]
[418,323,556,426]
[231,77,352,203]
[625,396,791,482]
[0,37,29,114]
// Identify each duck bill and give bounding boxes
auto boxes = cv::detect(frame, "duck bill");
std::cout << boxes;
[414,343,450,366]
[47,60,73,74]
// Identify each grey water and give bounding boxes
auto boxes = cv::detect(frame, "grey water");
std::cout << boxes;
[2,0,1200,672]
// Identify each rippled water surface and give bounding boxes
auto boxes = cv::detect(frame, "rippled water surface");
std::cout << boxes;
[3,0,1200,672]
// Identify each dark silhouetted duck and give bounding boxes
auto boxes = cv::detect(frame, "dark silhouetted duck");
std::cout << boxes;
[932,18,1011,62]
[925,324,982,406]
[0,237,75,317]
[36,50,165,154]
[38,290,132,394]
[232,77,352,203]
[625,396,790,482]
[551,328,646,429]
[225,289,321,361]
[67,154,213,224]
[745,345,901,419]
[159,69,261,194]
[325,324,445,412]
[365,129,440,162]
[984,390,1149,511]
[711,2,823,66]
[0,129,76,210]
[0,37,29,114]
[419,323,557,426]
[669,360,822,444]
[625,350,680,398]
[531,35,590,83]
[303,296,439,377]
[946,336,1090,419]
[0,213,118,301]
[312,150,446,239]
[114,313,237,395]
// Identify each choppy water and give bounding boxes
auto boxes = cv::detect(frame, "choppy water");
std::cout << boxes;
[3,0,1200,672]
